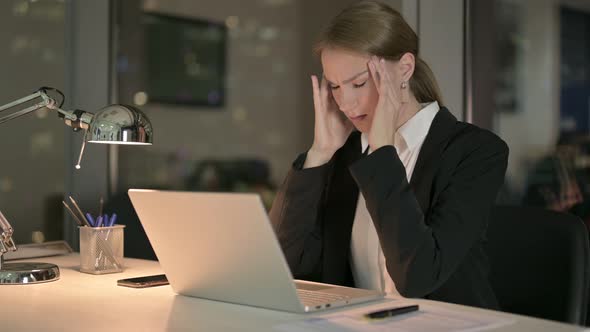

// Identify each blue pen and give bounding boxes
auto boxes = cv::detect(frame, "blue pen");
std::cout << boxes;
[103,214,108,227]
[109,213,117,227]
[96,215,103,227]
[85,213,95,227]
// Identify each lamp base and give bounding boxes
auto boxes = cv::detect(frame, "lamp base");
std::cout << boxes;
[0,262,60,284]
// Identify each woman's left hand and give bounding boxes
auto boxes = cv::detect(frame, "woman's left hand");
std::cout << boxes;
[367,56,406,150]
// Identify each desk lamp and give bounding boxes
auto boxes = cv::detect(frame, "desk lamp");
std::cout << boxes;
[0,87,153,284]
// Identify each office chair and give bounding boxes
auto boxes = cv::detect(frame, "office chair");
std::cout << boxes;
[487,206,590,325]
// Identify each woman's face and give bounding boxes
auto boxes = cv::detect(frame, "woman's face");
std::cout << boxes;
[321,48,380,133]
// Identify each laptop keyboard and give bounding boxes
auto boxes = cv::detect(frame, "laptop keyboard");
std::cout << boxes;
[297,289,351,306]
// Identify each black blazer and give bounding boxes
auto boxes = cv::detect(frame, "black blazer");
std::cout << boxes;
[269,107,509,309]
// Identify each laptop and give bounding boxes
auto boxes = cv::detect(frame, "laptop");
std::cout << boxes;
[128,189,384,312]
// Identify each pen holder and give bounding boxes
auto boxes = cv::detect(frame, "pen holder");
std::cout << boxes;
[79,225,125,274]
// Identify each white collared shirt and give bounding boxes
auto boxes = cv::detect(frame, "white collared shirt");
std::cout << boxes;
[350,101,440,295]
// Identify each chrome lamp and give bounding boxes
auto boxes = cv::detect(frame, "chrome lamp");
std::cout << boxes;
[0,87,153,284]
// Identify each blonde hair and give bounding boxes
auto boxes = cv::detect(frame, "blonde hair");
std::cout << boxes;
[314,0,443,106]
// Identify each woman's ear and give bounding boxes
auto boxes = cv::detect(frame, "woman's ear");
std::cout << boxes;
[398,52,415,82]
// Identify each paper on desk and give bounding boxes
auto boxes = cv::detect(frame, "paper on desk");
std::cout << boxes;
[3,241,73,260]
[274,300,515,332]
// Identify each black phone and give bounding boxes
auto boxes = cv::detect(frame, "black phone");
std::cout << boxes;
[117,274,169,288]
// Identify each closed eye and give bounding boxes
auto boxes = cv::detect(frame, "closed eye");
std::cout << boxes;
[353,81,366,88]
[329,85,340,90]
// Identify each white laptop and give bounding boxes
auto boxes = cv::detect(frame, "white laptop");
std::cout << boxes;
[128,189,383,312]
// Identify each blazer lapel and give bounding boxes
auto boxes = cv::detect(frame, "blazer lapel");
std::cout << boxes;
[322,132,362,285]
[410,107,457,215]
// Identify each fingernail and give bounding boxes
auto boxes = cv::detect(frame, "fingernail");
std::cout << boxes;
[380,58,385,63]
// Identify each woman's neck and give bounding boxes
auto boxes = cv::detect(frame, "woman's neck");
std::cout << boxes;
[395,95,422,131]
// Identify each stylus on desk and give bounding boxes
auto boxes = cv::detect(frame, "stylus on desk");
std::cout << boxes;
[364,304,419,320]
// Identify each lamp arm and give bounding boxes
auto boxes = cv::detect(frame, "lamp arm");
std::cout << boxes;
[0,89,93,129]
[0,90,43,112]
[0,91,56,267]
[0,210,16,269]
[0,89,97,265]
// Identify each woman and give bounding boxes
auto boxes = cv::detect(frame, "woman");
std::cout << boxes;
[269,1,508,309]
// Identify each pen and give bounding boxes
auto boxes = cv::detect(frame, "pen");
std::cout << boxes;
[364,304,419,320]
[64,200,121,269]
[69,196,91,227]
[85,213,95,227]
[62,201,83,226]
[99,195,103,218]
[108,213,117,227]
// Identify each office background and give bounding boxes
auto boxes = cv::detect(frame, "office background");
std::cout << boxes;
[1,0,589,262]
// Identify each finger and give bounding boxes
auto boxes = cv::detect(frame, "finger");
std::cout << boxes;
[378,58,400,103]
[379,58,398,99]
[369,57,389,114]
[311,75,323,114]
[368,58,380,93]
[320,75,330,106]
[320,75,339,112]
[374,56,389,98]
[326,84,337,108]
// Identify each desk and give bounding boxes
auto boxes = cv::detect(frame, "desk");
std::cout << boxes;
[1,254,586,331]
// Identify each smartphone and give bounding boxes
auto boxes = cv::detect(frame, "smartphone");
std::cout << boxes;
[117,274,169,288]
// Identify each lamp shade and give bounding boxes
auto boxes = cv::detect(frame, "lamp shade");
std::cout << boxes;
[88,104,153,145]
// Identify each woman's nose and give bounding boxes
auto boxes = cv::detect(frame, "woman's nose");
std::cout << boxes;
[338,93,358,112]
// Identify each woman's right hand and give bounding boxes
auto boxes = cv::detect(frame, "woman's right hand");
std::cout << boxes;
[304,75,354,168]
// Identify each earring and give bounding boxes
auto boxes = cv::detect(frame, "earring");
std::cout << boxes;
[400,81,409,103]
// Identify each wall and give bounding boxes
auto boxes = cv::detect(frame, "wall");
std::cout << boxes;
[0,0,66,244]
[117,0,303,188]
[419,0,465,120]
[495,0,561,193]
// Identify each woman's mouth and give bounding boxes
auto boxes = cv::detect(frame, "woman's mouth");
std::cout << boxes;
[349,114,367,122]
